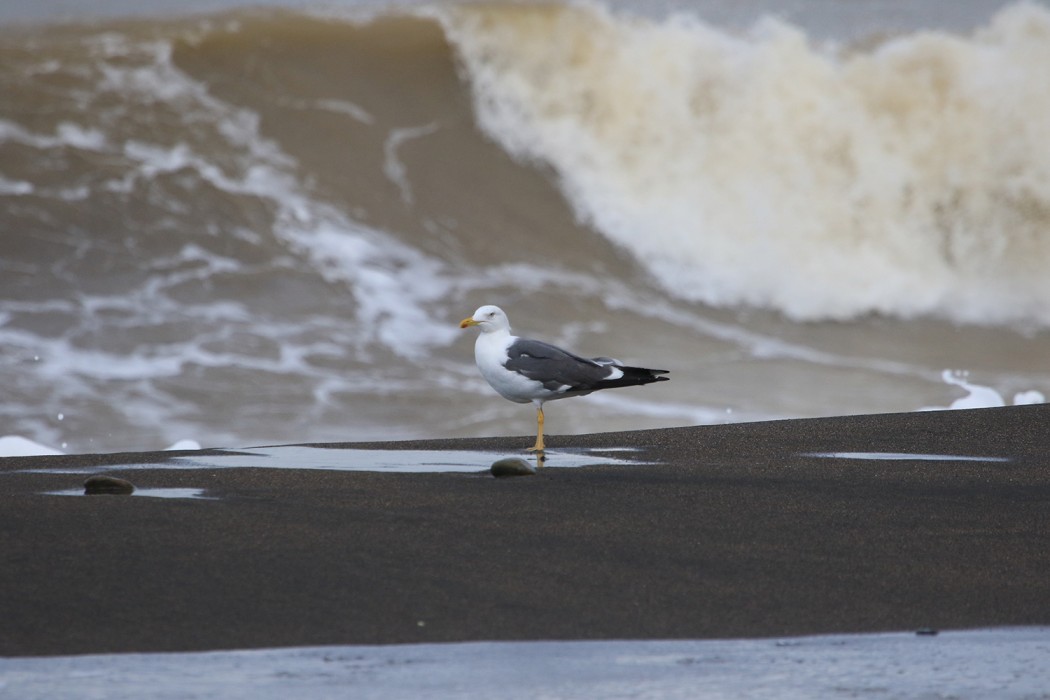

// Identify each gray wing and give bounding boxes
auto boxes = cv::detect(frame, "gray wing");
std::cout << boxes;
[504,338,669,395]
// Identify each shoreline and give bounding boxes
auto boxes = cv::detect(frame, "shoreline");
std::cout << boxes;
[2,405,1049,656]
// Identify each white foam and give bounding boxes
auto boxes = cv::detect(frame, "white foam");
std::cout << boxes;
[1012,389,1045,405]
[0,435,209,458]
[54,122,108,150]
[164,439,202,451]
[286,219,460,358]
[278,96,375,124]
[383,122,441,205]
[438,2,1050,325]
[0,175,33,195]
[922,369,1045,410]
[0,436,64,457]
[0,119,106,151]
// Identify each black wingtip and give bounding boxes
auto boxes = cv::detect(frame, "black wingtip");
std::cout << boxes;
[630,367,670,385]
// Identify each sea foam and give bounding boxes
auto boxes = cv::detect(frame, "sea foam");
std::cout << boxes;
[438,2,1050,325]
[922,369,1046,410]
[0,436,64,457]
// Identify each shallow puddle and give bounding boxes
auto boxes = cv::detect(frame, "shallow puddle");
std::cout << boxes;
[27,446,650,475]
[45,487,214,499]
[804,452,1010,463]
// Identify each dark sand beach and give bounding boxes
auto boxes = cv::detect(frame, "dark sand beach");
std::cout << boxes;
[2,404,1048,657]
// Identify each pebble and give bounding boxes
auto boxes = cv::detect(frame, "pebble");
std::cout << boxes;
[83,475,135,495]
[490,458,537,478]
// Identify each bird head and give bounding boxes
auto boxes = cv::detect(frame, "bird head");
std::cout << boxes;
[460,305,510,333]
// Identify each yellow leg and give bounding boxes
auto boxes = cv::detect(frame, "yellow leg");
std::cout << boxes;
[527,405,545,453]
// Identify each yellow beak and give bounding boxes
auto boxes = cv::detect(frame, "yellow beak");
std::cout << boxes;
[460,317,479,329]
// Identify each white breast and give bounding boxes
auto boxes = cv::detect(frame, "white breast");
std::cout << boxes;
[474,332,545,404]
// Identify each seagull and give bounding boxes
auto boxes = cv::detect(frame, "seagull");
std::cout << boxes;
[459,305,669,453]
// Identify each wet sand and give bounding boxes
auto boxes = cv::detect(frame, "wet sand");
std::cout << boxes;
[2,404,1048,657]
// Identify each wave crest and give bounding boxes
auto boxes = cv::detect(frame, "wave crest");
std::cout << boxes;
[437,2,1050,325]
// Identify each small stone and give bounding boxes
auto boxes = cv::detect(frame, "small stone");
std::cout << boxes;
[490,458,537,478]
[84,475,135,495]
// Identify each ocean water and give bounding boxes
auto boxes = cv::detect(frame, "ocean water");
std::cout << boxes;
[2,0,1049,454]
[4,629,1050,699]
